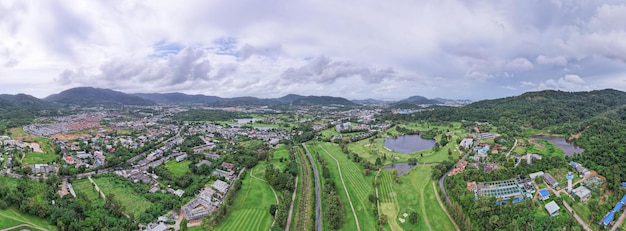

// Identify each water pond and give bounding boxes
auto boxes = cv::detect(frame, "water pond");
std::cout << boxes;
[532,135,585,157]
[384,134,436,154]
[383,163,418,175]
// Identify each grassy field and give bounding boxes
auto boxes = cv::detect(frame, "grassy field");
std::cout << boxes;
[92,176,152,216]
[0,208,56,230]
[0,175,21,189]
[271,144,291,171]
[165,160,192,177]
[22,152,58,165]
[22,137,58,165]
[380,164,455,231]
[8,127,31,139]
[215,163,275,231]
[310,142,378,231]
[71,178,103,202]
[379,171,402,231]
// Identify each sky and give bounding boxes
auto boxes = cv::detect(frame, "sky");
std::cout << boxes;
[1,0,626,100]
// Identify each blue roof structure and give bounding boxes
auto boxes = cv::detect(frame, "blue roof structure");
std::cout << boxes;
[614,202,623,212]
[602,211,615,226]
[620,194,626,204]
[539,189,550,198]
[622,182,626,188]
[512,197,524,204]
[569,161,579,167]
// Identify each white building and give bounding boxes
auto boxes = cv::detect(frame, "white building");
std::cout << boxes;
[545,201,560,217]
[213,180,229,194]
[573,186,591,202]
[459,137,474,149]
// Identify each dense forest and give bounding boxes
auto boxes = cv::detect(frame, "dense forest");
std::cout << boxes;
[383,89,626,135]
[171,109,248,122]
[0,94,59,134]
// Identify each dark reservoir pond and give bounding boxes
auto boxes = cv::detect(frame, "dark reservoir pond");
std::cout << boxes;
[383,163,418,175]
[532,136,585,157]
[384,134,436,154]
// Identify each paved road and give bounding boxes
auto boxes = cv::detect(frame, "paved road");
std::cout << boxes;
[302,143,322,231]
[562,201,593,231]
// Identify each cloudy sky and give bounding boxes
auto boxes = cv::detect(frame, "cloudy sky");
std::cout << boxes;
[1,0,626,100]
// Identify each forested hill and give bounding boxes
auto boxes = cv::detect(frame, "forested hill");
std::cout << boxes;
[394,89,626,129]
[571,105,626,191]
[0,94,56,134]
[45,87,156,107]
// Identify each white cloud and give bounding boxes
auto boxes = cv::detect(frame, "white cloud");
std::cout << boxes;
[537,74,590,91]
[505,57,533,71]
[535,55,568,66]
[1,0,626,100]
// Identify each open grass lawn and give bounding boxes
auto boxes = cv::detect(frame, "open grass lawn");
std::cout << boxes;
[215,163,275,231]
[0,208,56,230]
[0,175,20,189]
[116,129,132,135]
[379,171,402,231]
[8,127,30,139]
[270,145,291,171]
[22,152,58,165]
[91,176,152,216]
[420,138,461,163]
[312,142,378,231]
[381,164,455,231]
[165,160,192,177]
[527,139,565,157]
[22,137,58,165]
[348,138,413,166]
[320,128,339,140]
[72,179,103,202]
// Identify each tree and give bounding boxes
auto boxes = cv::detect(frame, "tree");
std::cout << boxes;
[269,204,278,216]
[181,219,188,231]
[409,211,418,224]
[375,157,382,166]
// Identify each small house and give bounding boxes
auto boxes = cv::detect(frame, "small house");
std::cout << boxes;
[538,189,550,201]
[544,201,560,217]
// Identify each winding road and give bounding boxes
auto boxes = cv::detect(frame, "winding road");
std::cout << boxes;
[302,143,322,231]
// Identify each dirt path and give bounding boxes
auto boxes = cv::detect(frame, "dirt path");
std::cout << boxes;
[250,169,279,227]
[0,223,47,231]
[88,176,106,200]
[285,175,299,231]
[318,144,361,231]
[432,181,460,231]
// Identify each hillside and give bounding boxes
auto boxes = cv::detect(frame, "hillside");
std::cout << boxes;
[45,87,156,106]
[0,93,54,134]
[133,93,221,104]
[397,95,440,105]
[132,92,356,106]
[288,95,356,106]
[396,89,626,129]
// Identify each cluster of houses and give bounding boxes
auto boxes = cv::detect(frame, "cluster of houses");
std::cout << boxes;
[24,113,106,136]
[181,176,238,222]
